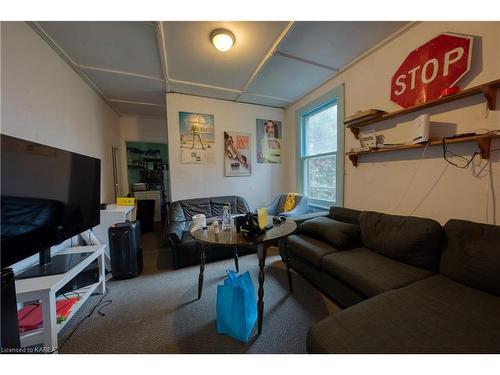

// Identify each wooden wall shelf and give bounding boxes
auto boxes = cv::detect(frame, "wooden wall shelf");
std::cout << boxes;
[346,79,500,139]
[347,134,500,167]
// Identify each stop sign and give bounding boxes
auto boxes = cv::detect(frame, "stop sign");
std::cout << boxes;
[391,33,473,108]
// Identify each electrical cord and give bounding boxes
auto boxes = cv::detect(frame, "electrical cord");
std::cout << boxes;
[442,137,480,168]
[442,130,500,168]
[62,291,81,299]
[46,287,112,354]
[392,140,431,213]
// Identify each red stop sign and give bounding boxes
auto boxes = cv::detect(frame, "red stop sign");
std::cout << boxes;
[391,33,473,108]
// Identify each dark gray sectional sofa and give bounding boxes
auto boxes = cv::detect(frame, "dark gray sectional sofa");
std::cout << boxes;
[281,207,500,353]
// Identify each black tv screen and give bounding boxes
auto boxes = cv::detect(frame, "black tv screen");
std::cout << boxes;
[1,135,101,267]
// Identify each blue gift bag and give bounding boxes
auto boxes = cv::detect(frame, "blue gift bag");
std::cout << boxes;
[216,270,257,342]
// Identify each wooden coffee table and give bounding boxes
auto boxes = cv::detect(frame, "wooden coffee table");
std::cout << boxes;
[191,216,297,334]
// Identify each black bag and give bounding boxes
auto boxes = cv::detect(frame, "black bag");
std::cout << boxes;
[240,212,264,237]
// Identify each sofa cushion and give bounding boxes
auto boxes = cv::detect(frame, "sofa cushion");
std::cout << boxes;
[297,217,361,250]
[178,198,211,220]
[287,234,337,268]
[307,275,500,353]
[329,207,362,225]
[359,211,443,271]
[321,247,433,297]
[210,196,238,216]
[441,219,500,297]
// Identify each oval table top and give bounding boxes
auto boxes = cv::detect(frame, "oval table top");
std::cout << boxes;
[190,216,297,247]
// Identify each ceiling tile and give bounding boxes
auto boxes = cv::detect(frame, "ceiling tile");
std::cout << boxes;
[109,101,165,118]
[237,93,291,108]
[164,21,288,90]
[247,54,333,101]
[169,81,239,101]
[82,68,165,104]
[278,21,409,69]
[38,21,163,78]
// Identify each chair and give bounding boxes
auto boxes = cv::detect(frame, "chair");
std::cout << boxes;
[266,193,310,218]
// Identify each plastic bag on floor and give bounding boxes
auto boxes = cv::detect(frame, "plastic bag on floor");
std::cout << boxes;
[216,270,257,342]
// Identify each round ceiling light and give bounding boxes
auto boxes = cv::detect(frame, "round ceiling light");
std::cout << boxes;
[210,29,235,52]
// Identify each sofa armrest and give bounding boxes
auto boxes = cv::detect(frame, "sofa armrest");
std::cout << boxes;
[290,211,330,225]
[298,217,361,250]
[165,221,188,249]
[280,197,310,218]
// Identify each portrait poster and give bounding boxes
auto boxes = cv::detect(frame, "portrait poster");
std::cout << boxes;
[179,111,215,164]
[224,131,251,177]
[256,119,282,163]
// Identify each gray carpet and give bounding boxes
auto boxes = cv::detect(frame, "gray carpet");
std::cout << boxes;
[58,230,340,353]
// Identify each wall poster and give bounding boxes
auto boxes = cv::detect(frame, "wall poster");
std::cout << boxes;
[224,131,251,177]
[179,111,215,164]
[256,119,282,164]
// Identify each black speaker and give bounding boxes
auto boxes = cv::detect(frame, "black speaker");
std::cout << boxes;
[136,199,155,233]
[1,268,20,349]
[108,221,143,279]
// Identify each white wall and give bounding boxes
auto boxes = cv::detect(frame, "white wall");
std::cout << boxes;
[166,93,285,209]
[1,22,120,203]
[285,21,500,225]
[1,22,121,272]
[118,115,168,195]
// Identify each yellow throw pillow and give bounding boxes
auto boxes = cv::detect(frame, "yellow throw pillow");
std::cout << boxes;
[283,193,298,212]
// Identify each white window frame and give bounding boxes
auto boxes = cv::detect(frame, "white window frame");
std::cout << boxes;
[295,85,344,209]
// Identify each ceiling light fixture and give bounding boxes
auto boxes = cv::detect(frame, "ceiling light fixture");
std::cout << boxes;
[210,29,235,52]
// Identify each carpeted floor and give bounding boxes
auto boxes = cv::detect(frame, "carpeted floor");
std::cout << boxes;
[58,227,340,353]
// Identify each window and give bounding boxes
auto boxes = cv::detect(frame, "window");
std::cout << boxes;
[297,86,343,208]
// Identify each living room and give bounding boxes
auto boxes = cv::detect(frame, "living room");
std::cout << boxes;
[1,1,499,373]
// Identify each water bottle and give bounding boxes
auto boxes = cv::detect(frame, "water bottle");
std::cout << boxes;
[222,203,231,230]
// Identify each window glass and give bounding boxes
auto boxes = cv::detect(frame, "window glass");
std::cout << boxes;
[304,105,337,156]
[305,154,336,202]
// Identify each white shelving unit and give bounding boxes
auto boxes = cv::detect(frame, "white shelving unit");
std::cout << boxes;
[15,245,106,352]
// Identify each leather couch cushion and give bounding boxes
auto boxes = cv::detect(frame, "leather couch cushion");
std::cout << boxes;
[297,217,361,250]
[177,198,211,220]
[210,196,237,216]
[329,207,362,225]
[359,211,443,271]
[287,234,337,268]
[307,275,500,353]
[441,219,500,296]
[170,196,250,222]
[321,247,433,297]
[210,196,249,216]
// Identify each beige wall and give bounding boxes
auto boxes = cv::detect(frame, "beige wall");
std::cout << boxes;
[1,22,120,203]
[166,93,285,209]
[1,22,121,272]
[285,21,500,224]
[118,116,168,196]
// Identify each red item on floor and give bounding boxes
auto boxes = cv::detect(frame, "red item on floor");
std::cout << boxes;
[17,297,80,332]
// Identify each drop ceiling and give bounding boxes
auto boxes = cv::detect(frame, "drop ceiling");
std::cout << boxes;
[31,21,409,117]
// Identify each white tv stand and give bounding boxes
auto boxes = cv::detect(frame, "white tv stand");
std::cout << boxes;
[15,244,106,353]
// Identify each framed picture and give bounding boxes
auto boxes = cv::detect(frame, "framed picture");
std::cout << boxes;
[224,131,251,177]
[179,111,215,164]
[256,119,282,163]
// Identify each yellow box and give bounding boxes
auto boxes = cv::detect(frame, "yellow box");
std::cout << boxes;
[116,197,136,206]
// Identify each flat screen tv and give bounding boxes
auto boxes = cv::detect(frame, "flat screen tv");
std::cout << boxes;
[1,135,101,278]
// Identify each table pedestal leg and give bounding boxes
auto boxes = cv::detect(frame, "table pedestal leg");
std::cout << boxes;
[257,243,268,335]
[197,244,206,300]
[234,246,239,273]
[280,239,293,293]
